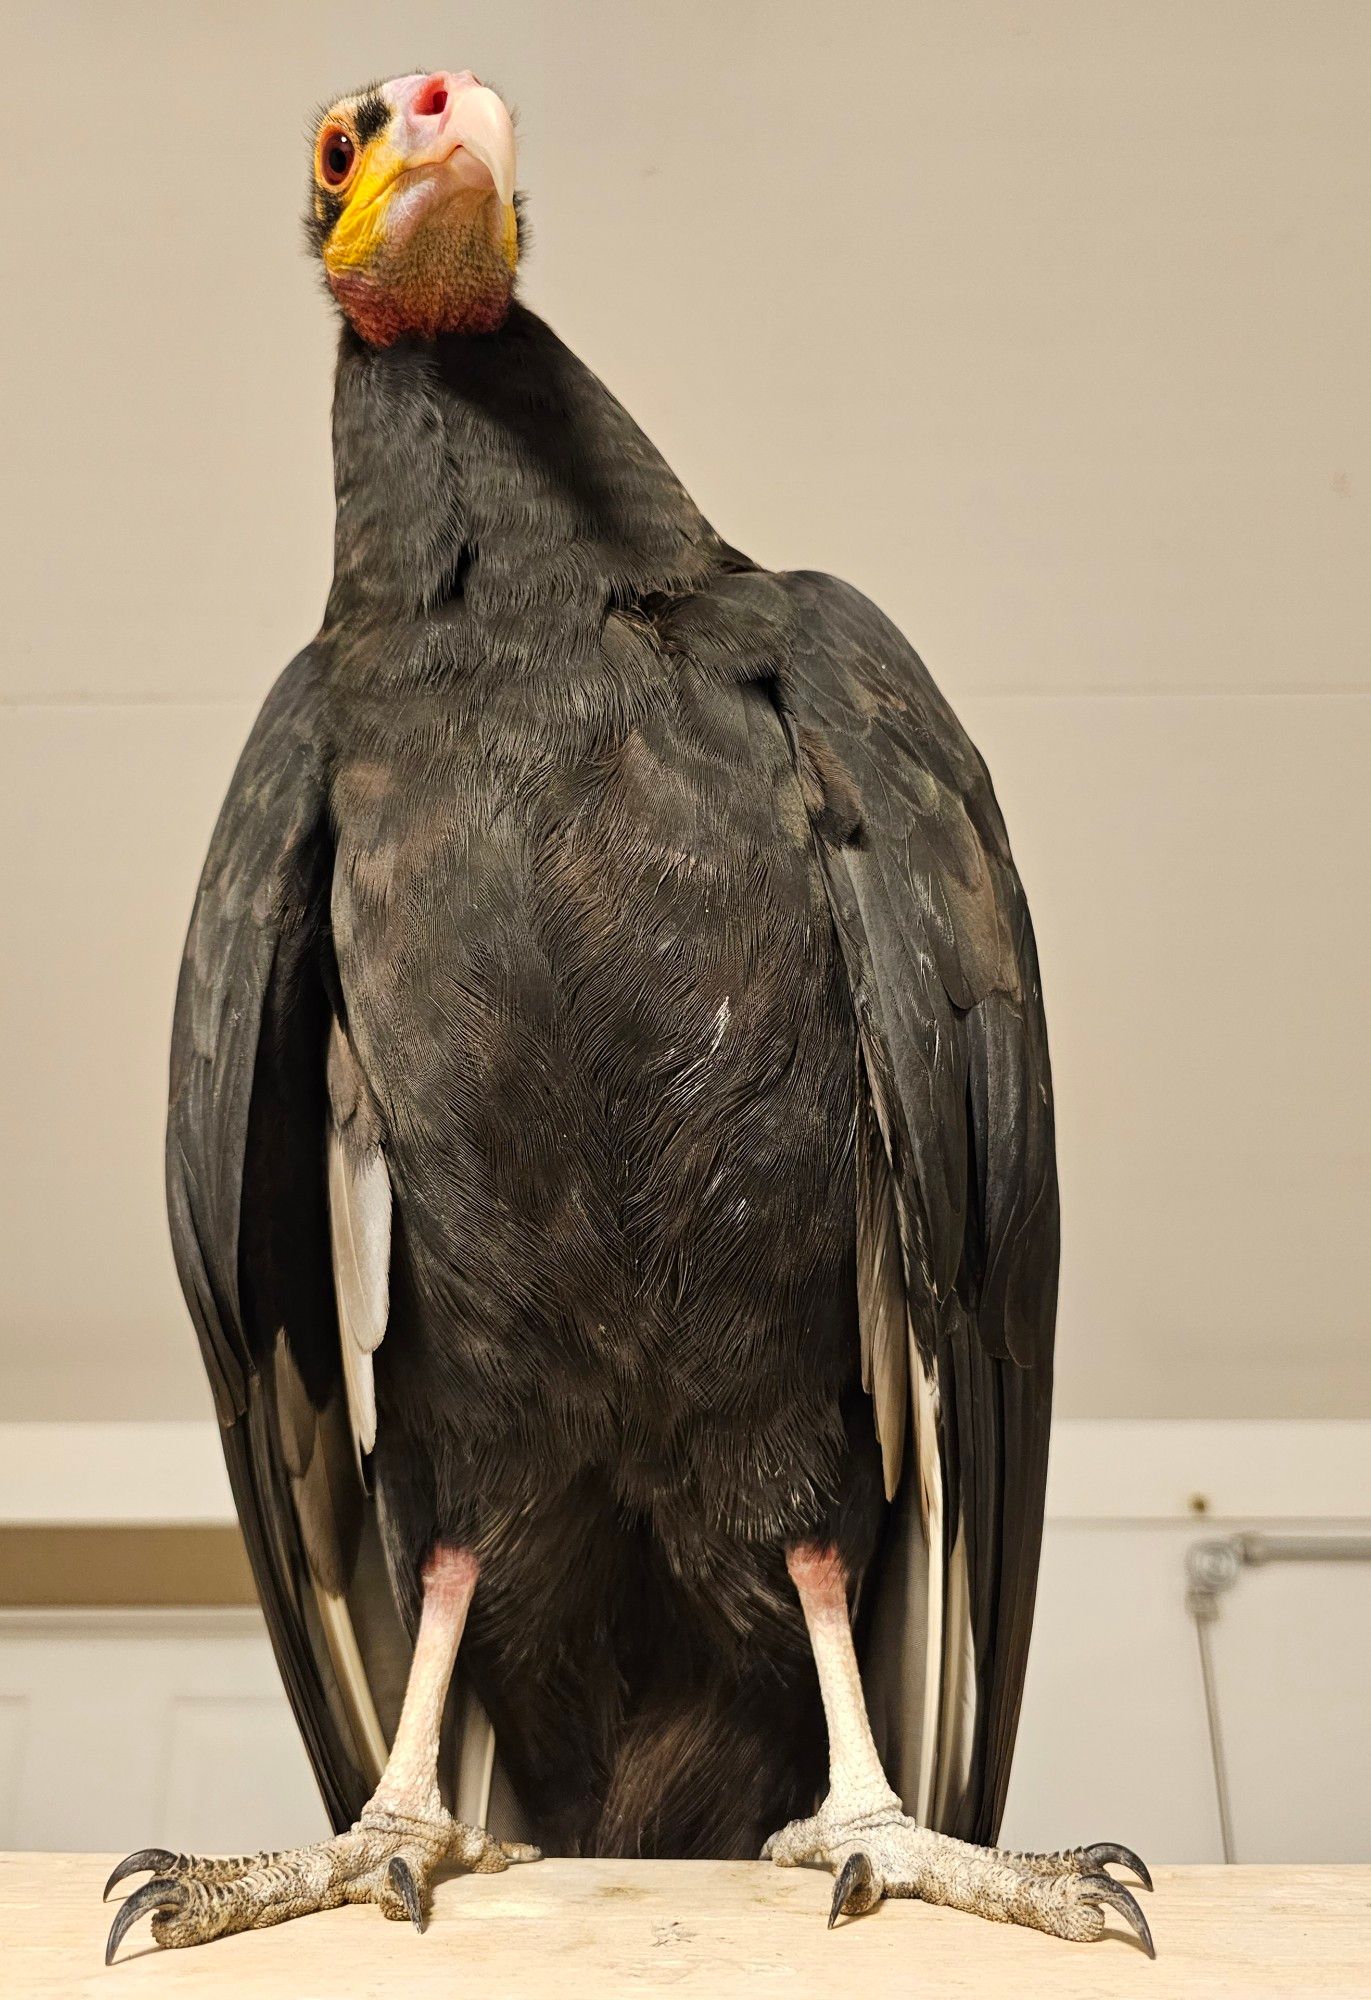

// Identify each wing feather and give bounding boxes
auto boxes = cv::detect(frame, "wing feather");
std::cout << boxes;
[777,570,1057,1842]
[171,652,516,1840]
[691,567,1059,1843]
[167,654,406,1828]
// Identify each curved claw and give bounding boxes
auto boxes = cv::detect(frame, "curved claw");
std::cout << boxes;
[103,1849,178,1902]
[1085,1842,1153,1894]
[828,1850,879,1928]
[1086,1876,1156,1959]
[388,1855,426,1934]
[104,1877,187,1964]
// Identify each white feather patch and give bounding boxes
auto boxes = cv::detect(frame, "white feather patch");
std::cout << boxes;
[317,1584,390,1784]
[453,1680,499,1830]
[933,1520,977,1828]
[911,1345,945,1825]
[856,1083,908,1500]
[327,1022,391,1462]
[328,1130,390,1459]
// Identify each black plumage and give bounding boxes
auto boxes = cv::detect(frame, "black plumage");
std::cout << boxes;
[168,303,1058,1863]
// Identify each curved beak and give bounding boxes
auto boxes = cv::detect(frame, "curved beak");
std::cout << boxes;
[390,72,516,208]
[447,83,516,208]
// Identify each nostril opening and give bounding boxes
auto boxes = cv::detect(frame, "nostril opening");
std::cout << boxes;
[414,77,450,119]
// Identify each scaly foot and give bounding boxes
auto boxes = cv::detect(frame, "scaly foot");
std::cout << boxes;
[104,1807,540,1960]
[763,1798,1153,1954]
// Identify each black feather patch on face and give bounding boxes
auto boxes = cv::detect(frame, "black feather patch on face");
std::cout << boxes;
[352,89,389,146]
[305,185,346,255]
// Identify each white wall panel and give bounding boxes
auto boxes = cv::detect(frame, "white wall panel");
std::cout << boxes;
[1002,1520,1371,1863]
[0,1696,31,1851]
[0,1613,325,1856]
[161,1694,327,1857]
[1003,1523,1223,1860]
[1212,1553,1371,1863]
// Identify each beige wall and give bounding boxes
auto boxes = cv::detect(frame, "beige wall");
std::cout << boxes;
[3,2,1367,1419]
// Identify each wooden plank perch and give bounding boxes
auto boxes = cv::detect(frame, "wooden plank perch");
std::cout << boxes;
[5,1856,1368,1999]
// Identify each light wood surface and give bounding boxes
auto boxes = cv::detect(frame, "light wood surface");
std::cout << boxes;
[3,1856,1369,1999]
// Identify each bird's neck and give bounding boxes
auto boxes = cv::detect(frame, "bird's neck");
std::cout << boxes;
[320,306,720,687]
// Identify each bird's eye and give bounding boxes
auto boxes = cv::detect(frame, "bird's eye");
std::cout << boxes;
[319,128,356,188]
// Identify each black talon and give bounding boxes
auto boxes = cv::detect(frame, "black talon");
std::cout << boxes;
[827,1850,876,1929]
[1085,1842,1153,1893]
[104,1877,187,1964]
[388,1855,426,1933]
[1087,1877,1156,1959]
[103,1849,178,1902]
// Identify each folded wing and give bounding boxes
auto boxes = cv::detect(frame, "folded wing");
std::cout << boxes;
[774,570,1059,1843]
[167,653,411,1828]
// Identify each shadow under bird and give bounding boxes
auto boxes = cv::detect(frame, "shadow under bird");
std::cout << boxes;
[105,68,1151,1964]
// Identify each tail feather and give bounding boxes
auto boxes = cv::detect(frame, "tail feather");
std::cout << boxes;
[592,1670,821,1860]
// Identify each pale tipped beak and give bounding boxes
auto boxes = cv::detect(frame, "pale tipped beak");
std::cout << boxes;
[445,85,516,208]
[393,75,516,208]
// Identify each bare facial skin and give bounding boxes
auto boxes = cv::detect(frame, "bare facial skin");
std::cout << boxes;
[307,71,519,344]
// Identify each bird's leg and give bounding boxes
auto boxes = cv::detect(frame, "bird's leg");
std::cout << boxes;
[762,1543,1153,1955]
[105,1546,538,1960]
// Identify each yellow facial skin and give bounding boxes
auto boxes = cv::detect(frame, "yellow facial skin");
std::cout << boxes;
[322,135,411,274]
[498,202,518,271]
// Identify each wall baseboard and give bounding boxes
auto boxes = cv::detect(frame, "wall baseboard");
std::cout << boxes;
[0,1526,253,1606]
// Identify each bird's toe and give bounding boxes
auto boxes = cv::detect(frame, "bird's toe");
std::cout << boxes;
[99,1811,532,1956]
[827,1850,884,1926]
[1082,1841,1153,1893]
[104,1877,189,1963]
[102,1848,178,1902]
[1073,1872,1156,1957]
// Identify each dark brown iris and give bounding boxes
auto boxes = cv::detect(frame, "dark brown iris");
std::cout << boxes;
[320,128,356,187]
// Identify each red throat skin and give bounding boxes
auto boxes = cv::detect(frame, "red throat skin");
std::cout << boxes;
[328,196,515,346]
[330,262,513,345]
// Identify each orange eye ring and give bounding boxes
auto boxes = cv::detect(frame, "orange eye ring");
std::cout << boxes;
[318,126,357,189]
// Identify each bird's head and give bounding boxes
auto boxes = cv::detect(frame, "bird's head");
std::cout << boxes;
[307,72,519,346]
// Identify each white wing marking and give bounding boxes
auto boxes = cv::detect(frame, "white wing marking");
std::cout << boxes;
[855,1072,908,1500]
[327,1023,391,1462]
[933,1518,977,1827]
[911,1345,945,1824]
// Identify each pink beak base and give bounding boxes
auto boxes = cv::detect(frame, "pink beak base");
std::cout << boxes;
[383,71,517,208]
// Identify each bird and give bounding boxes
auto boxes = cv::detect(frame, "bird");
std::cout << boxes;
[105,68,1151,1964]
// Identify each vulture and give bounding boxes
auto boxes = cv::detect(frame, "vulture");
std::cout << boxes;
[106,69,1151,1963]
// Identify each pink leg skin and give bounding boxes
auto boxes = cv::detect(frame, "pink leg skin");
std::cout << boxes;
[104,1545,539,1960]
[785,1544,901,1820]
[763,1543,1154,1954]
[370,1546,480,1819]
